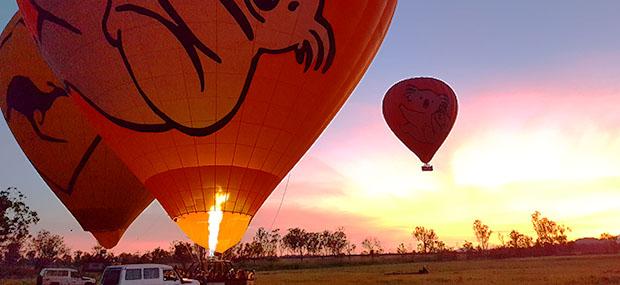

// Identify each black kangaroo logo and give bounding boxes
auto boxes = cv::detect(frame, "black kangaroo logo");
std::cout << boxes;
[74,0,336,137]
[5,76,69,143]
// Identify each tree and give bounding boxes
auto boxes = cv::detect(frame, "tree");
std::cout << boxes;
[92,245,115,263]
[171,241,207,269]
[461,241,474,252]
[0,187,39,264]
[4,242,22,265]
[396,243,408,254]
[116,252,141,265]
[496,232,506,248]
[344,242,356,256]
[413,226,440,253]
[321,228,348,256]
[245,227,281,258]
[28,230,70,267]
[508,230,533,248]
[147,247,171,263]
[434,240,447,252]
[473,220,492,250]
[305,232,322,256]
[360,237,383,255]
[282,228,308,259]
[531,211,571,246]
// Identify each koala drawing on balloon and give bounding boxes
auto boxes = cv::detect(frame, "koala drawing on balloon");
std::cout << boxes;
[398,85,450,144]
[99,0,335,136]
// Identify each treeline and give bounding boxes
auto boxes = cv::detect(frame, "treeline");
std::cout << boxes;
[2,187,620,276]
[221,227,357,261]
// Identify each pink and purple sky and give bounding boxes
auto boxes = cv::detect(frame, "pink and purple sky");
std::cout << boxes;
[1,1,620,253]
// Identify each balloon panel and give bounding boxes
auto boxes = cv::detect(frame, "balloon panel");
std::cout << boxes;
[383,78,458,164]
[0,13,153,248]
[17,0,398,252]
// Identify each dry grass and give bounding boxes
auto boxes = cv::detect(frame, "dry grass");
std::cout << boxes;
[4,255,620,285]
[256,254,620,285]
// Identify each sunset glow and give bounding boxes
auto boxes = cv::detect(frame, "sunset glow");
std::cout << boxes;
[1,1,620,255]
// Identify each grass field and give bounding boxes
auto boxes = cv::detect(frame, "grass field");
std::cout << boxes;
[256,254,620,284]
[4,254,620,285]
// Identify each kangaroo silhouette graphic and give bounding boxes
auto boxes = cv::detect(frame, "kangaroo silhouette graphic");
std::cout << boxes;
[5,76,69,143]
[74,0,336,137]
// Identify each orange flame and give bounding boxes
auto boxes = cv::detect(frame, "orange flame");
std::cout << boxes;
[208,188,229,256]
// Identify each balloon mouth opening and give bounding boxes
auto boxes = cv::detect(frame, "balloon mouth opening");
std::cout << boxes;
[175,211,252,254]
[91,229,126,249]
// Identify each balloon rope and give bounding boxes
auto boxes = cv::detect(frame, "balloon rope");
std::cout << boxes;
[270,173,291,230]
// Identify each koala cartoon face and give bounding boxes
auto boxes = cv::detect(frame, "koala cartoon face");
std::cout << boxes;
[246,0,335,72]
[403,85,445,114]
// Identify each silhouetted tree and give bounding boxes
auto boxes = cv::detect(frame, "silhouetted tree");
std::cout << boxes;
[473,220,492,250]
[361,237,383,255]
[461,241,474,252]
[496,232,506,249]
[27,230,70,268]
[396,243,408,254]
[434,240,447,252]
[146,247,171,263]
[117,252,141,265]
[344,242,356,256]
[325,228,349,256]
[90,245,115,264]
[4,242,22,265]
[531,211,570,246]
[508,230,533,248]
[305,232,322,256]
[282,228,308,259]
[222,242,245,261]
[413,226,440,254]
[0,187,39,264]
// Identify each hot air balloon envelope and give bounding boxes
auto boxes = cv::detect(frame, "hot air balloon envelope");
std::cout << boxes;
[17,0,398,252]
[383,77,458,171]
[0,12,153,248]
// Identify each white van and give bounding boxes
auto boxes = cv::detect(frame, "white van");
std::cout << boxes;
[100,264,199,285]
[37,268,96,285]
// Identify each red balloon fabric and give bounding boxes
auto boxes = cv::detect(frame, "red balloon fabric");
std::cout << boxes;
[383,78,458,169]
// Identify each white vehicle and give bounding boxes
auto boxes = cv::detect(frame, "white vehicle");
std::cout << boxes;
[37,268,96,285]
[100,264,199,285]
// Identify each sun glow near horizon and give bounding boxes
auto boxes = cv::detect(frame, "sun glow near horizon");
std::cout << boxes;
[291,82,620,250]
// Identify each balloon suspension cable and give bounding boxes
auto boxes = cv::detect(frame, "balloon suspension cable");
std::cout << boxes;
[422,163,433,172]
[270,173,292,230]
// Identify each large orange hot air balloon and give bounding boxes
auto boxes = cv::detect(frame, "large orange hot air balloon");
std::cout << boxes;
[17,0,398,253]
[383,78,458,171]
[0,13,153,248]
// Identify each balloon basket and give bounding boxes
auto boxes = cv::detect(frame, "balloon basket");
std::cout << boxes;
[421,164,433,172]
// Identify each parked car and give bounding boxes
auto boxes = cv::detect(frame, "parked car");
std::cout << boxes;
[37,268,96,285]
[100,264,199,285]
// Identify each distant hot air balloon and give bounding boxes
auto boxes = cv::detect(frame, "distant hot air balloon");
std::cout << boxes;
[17,0,398,253]
[383,78,458,171]
[0,12,153,248]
